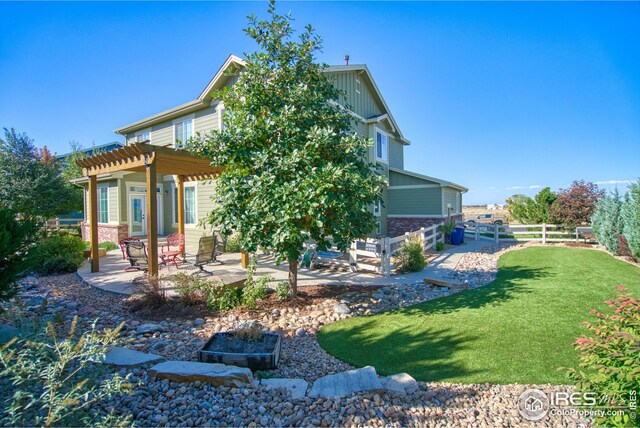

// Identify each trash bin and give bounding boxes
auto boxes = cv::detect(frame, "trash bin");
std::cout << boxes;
[450,226,465,245]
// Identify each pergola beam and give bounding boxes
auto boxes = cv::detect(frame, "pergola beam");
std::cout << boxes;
[88,175,99,273]
[146,160,158,278]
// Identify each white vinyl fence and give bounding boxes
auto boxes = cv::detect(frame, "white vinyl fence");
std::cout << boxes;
[460,222,595,245]
[314,222,444,277]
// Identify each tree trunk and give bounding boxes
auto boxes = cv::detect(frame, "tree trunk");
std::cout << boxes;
[288,258,298,297]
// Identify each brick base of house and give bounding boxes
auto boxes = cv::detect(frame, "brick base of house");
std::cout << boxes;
[81,223,130,244]
[387,215,463,237]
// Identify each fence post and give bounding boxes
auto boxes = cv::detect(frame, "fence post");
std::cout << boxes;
[575,227,579,242]
[475,224,479,241]
[494,224,499,244]
[383,237,391,277]
[349,242,357,272]
[542,223,547,244]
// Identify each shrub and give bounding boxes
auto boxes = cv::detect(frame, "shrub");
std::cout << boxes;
[438,222,456,244]
[223,232,242,253]
[215,284,241,311]
[397,238,425,273]
[276,281,289,300]
[30,233,85,275]
[172,273,206,305]
[98,241,118,252]
[621,180,640,259]
[0,208,40,300]
[591,188,623,254]
[565,286,639,427]
[136,275,167,308]
[241,258,271,309]
[435,242,444,252]
[0,316,132,427]
[550,180,605,227]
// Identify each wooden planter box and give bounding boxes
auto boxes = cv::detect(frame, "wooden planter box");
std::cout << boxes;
[83,248,107,259]
[198,332,281,371]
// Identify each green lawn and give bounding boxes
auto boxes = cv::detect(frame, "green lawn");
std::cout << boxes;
[317,247,640,384]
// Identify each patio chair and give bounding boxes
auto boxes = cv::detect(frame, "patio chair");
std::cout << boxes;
[184,235,218,276]
[160,233,186,267]
[124,240,149,272]
[119,237,141,260]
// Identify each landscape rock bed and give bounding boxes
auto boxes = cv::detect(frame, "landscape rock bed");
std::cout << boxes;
[1,249,592,426]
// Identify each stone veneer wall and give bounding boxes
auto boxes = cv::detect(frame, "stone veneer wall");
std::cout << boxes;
[387,215,463,238]
[81,222,129,244]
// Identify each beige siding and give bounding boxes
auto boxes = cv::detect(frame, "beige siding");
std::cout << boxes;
[150,121,173,147]
[195,105,219,135]
[443,187,462,214]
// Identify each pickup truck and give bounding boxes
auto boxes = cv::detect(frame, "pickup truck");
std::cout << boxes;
[465,213,507,225]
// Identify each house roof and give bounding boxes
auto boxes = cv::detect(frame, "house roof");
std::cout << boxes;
[389,167,469,192]
[114,55,410,144]
[57,141,124,159]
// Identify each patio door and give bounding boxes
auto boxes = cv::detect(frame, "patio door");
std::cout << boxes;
[130,195,146,236]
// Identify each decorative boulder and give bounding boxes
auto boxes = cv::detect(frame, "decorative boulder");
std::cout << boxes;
[149,361,253,387]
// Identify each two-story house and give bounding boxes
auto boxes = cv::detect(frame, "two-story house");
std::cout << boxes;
[74,55,466,247]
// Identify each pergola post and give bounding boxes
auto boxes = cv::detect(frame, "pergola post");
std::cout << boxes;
[146,159,158,278]
[88,175,99,273]
[177,175,185,243]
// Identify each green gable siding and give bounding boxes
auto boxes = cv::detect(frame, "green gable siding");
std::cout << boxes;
[389,170,440,186]
[387,187,443,216]
[332,71,383,119]
[389,138,404,170]
[195,105,218,135]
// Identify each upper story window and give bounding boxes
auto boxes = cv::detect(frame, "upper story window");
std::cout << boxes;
[134,129,150,143]
[174,118,193,148]
[375,128,388,162]
[374,200,381,216]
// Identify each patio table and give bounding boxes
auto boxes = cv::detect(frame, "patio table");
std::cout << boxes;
[159,249,183,269]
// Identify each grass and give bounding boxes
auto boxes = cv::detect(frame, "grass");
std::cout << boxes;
[317,247,640,384]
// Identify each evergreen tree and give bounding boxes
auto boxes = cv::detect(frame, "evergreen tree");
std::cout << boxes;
[591,188,623,254]
[622,179,640,259]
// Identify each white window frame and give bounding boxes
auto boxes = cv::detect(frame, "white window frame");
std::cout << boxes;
[375,127,388,163]
[97,184,109,224]
[376,221,381,235]
[173,115,194,148]
[171,182,198,228]
[134,128,151,143]
[374,200,381,216]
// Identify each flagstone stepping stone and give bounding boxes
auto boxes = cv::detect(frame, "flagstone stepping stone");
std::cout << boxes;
[309,366,383,399]
[261,378,308,400]
[149,361,253,387]
[380,372,419,395]
[136,323,164,335]
[103,346,166,368]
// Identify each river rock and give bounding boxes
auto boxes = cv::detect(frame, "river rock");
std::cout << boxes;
[261,378,308,400]
[103,346,166,368]
[333,303,351,315]
[149,361,253,387]
[0,324,20,345]
[380,372,419,395]
[136,323,164,334]
[309,366,383,398]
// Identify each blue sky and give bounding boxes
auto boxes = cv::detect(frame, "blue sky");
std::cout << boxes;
[1,1,638,204]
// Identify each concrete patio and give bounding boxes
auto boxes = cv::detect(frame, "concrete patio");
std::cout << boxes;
[77,239,492,295]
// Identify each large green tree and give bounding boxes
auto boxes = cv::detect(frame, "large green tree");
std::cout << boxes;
[621,179,640,259]
[189,3,385,296]
[0,128,80,219]
[505,187,556,224]
[591,188,623,254]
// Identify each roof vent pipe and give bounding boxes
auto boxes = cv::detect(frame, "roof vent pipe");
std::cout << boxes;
[344,55,349,65]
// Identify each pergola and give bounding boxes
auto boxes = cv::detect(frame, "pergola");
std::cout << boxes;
[77,142,223,279]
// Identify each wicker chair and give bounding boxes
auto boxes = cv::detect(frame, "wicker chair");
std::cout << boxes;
[184,235,218,276]
[119,237,141,260]
[124,240,149,271]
